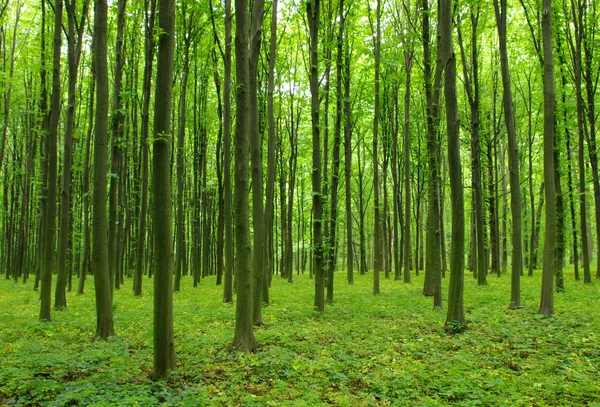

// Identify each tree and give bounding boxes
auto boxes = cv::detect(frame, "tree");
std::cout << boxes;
[422,0,442,308]
[108,0,127,293]
[152,0,176,379]
[308,0,325,312]
[265,0,279,298]
[55,0,90,310]
[539,0,556,318]
[222,0,234,303]
[326,0,345,302]
[441,0,465,331]
[92,0,115,339]
[39,0,63,322]
[371,0,382,296]
[249,0,266,326]
[458,7,486,287]
[494,0,523,308]
[133,0,156,297]
[232,0,258,350]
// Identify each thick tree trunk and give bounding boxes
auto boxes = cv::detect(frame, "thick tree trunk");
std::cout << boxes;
[232,0,258,350]
[152,0,176,378]
[441,0,465,330]
[92,0,115,338]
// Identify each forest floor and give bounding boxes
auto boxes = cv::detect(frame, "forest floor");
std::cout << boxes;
[1,269,599,406]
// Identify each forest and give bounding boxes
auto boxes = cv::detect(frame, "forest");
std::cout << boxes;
[0,0,599,405]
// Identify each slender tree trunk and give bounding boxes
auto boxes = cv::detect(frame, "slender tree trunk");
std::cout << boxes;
[344,36,353,285]
[107,0,127,294]
[422,0,442,308]
[403,26,413,284]
[56,0,89,310]
[264,0,278,302]
[133,0,155,297]
[569,0,591,283]
[308,0,325,312]
[458,10,486,287]
[539,0,556,317]
[39,0,63,322]
[327,0,345,301]
[222,0,233,303]
[78,54,95,295]
[249,0,266,325]
[174,9,192,293]
[494,0,522,307]
[372,0,382,296]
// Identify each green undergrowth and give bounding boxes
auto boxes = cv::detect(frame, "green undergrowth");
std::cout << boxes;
[1,269,599,406]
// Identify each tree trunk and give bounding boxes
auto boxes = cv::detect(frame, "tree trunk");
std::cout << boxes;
[307,0,325,312]
[78,51,95,295]
[372,0,382,296]
[133,0,155,297]
[222,0,234,303]
[539,0,556,317]
[264,0,278,302]
[152,0,176,378]
[344,36,353,285]
[108,0,127,293]
[441,0,465,330]
[422,0,442,308]
[39,0,63,322]
[56,0,89,310]
[232,0,258,350]
[92,0,115,338]
[175,7,193,293]
[458,9,486,287]
[494,0,522,307]
[327,0,345,301]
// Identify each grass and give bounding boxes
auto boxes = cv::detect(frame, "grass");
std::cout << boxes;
[1,269,599,406]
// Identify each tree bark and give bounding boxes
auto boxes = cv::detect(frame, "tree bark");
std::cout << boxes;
[441,0,465,330]
[494,0,522,307]
[39,0,63,322]
[92,0,115,338]
[133,0,155,297]
[152,0,176,378]
[307,0,325,312]
[539,0,556,317]
[232,0,258,350]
